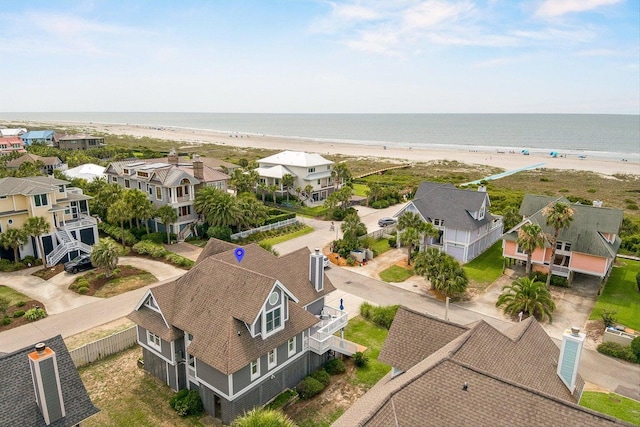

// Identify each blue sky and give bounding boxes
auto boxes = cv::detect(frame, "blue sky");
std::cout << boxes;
[1,0,638,113]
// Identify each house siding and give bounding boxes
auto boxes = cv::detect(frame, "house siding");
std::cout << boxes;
[137,325,174,362]
[570,252,608,276]
[305,297,325,316]
[142,347,168,385]
[196,360,229,395]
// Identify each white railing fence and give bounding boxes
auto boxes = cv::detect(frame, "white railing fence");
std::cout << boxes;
[69,326,138,367]
[230,218,299,240]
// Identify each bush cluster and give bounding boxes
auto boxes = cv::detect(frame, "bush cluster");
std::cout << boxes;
[324,358,346,375]
[169,389,204,417]
[141,232,166,244]
[529,271,569,287]
[310,369,331,387]
[13,310,25,318]
[99,222,138,246]
[1,317,11,326]
[0,259,26,272]
[296,376,324,400]
[354,351,369,367]
[132,241,168,258]
[360,302,399,329]
[597,342,638,364]
[25,307,47,321]
[263,212,296,225]
[164,253,194,268]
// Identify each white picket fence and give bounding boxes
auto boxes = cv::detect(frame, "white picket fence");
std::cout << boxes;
[69,326,138,367]
[230,218,299,240]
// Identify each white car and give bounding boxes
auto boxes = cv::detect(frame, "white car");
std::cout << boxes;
[323,256,329,268]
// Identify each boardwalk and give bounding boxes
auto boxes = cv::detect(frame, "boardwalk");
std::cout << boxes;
[462,162,546,186]
[354,163,412,179]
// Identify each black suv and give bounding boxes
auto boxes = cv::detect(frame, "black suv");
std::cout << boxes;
[64,254,94,274]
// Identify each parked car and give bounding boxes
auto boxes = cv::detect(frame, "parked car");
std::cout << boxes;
[378,217,397,227]
[64,254,94,274]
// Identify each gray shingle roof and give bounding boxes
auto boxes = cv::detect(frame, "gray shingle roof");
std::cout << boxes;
[409,182,494,231]
[130,240,335,375]
[333,309,622,427]
[508,195,624,258]
[0,335,99,427]
[0,176,69,197]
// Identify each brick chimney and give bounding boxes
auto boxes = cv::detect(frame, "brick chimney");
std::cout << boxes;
[192,155,204,181]
[28,342,66,425]
[309,248,324,291]
[557,326,585,394]
[168,148,179,165]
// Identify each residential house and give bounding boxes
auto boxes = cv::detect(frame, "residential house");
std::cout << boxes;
[0,136,28,156]
[7,153,67,175]
[56,134,105,151]
[0,335,99,426]
[0,127,27,137]
[502,195,623,282]
[104,154,230,240]
[0,176,98,265]
[21,130,56,146]
[256,151,335,203]
[334,306,627,426]
[64,164,106,182]
[393,182,503,262]
[128,239,359,425]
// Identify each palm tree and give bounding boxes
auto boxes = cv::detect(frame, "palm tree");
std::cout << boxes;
[124,189,152,230]
[257,182,268,203]
[496,276,556,322]
[398,212,438,265]
[195,187,243,228]
[91,238,120,278]
[238,194,269,229]
[517,223,545,275]
[414,248,467,296]
[366,182,384,205]
[341,212,367,245]
[331,162,351,189]
[107,198,131,246]
[156,205,178,244]
[24,216,51,267]
[231,407,296,427]
[542,202,575,287]
[281,174,295,202]
[399,227,421,266]
[268,184,279,204]
[0,227,28,262]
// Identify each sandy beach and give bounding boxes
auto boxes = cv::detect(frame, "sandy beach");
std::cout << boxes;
[16,121,640,177]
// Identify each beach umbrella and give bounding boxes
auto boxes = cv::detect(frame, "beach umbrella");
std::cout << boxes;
[550,151,558,157]
[521,149,530,155]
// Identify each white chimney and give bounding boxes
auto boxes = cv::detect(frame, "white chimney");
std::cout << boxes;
[592,200,603,208]
[557,327,585,393]
[309,248,324,291]
[28,342,66,425]
[478,185,487,192]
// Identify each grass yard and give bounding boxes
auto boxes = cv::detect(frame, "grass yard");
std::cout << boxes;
[590,259,640,330]
[463,241,504,290]
[379,265,414,283]
[0,285,30,306]
[93,272,157,298]
[370,238,391,256]
[580,391,640,426]
[80,346,205,427]
[352,183,369,197]
[261,225,314,246]
[343,316,391,388]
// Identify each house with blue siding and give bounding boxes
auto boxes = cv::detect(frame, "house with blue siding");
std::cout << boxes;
[393,182,503,262]
[128,239,359,425]
[21,130,56,145]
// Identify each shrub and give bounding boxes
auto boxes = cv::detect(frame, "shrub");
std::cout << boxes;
[597,342,638,363]
[360,302,374,320]
[24,307,47,321]
[550,275,569,288]
[354,351,369,367]
[98,222,138,246]
[96,272,106,279]
[296,376,325,400]
[132,241,167,258]
[13,310,25,318]
[346,256,357,266]
[78,287,90,295]
[1,317,11,326]
[371,305,399,329]
[22,255,37,265]
[77,278,90,288]
[310,369,331,387]
[16,301,25,307]
[324,357,346,375]
[601,310,618,328]
[141,232,165,244]
[207,225,232,241]
[165,253,194,268]
[169,389,203,417]
[631,336,640,360]
[112,268,121,276]
[0,296,9,316]
[0,260,25,272]
[636,272,640,292]
[388,236,397,247]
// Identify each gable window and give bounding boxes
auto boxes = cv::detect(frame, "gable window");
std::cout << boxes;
[137,171,149,178]
[34,194,48,207]
[288,337,296,357]
[308,167,315,173]
[112,176,117,182]
[123,168,129,174]
[250,359,260,380]
[268,349,277,370]
[58,185,65,193]
[266,307,282,334]
[433,219,444,227]
[479,206,485,220]
[147,331,161,351]
[156,186,162,200]
[144,296,159,312]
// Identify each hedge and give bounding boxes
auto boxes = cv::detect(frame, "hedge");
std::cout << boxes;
[296,376,324,400]
[132,241,168,258]
[597,342,638,364]
[99,222,138,246]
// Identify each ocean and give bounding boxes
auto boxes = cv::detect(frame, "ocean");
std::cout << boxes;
[1,112,638,160]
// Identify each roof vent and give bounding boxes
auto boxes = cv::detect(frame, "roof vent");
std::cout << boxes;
[592,200,603,208]
[462,382,468,391]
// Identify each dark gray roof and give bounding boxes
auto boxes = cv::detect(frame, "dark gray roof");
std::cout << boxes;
[0,335,99,427]
[509,195,623,258]
[0,176,69,197]
[408,182,494,231]
[333,310,623,427]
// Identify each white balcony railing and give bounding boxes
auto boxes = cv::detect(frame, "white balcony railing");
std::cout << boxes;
[61,215,97,230]
[308,306,357,356]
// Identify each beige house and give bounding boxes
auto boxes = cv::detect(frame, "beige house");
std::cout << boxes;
[256,151,335,203]
[6,153,67,175]
[0,176,98,265]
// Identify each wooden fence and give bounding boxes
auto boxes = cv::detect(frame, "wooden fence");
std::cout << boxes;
[69,326,138,367]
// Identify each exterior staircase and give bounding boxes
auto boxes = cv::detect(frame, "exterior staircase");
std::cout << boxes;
[46,229,93,266]
[308,306,365,356]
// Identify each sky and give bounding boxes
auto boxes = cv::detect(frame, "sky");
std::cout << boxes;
[0,0,638,114]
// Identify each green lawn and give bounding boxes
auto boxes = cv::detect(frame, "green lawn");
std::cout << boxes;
[0,285,30,306]
[379,265,414,283]
[590,260,640,330]
[463,241,504,287]
[370,238,391,256]
[279,205,330,218]
[261,225,314,246]
[352,183,369,197]
[580,391,640,426]
[343,316,391,388]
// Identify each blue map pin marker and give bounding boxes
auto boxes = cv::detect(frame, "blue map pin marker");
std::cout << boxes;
[234,248,245,263]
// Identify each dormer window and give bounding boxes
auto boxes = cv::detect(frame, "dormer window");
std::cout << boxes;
[266,307,282,333]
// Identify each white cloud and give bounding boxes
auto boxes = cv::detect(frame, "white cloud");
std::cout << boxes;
[535,0,622,18]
